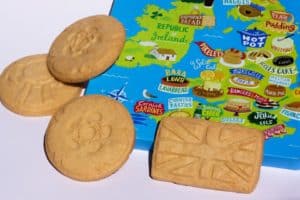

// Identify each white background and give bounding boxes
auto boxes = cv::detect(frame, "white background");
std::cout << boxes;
[0,0,299,200]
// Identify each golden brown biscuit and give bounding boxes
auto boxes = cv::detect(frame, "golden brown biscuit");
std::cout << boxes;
[47,15,125,83]
[151,117,264,193]
[45,95,135,181]
[0,55,82,116]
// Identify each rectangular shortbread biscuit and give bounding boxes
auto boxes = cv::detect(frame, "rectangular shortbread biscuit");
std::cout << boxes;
[151,117,264,193]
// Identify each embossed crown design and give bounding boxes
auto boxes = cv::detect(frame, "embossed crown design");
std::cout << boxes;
[65,27,99,57]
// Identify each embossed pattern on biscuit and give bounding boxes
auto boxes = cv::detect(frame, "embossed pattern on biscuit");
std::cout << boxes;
[45,95,135,181]
[63,27,100,57]
[47,15,126,83]
[151,117,264,193]
[0,55,82,116]
[69,112,112,152]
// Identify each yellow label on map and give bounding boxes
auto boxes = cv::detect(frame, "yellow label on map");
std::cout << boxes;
[294,88,300,97]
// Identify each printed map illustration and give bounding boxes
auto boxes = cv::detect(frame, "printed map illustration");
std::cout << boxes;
[86,0,300,169]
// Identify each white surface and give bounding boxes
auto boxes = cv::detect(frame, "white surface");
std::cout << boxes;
[0,1,299,200]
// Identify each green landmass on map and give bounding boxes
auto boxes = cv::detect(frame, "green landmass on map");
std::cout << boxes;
[226,2,298,86]
[150,0,298,137]
[116,1,214,68]
[192,0,298,136]
[113,0,298,137]
[223,26,233,34]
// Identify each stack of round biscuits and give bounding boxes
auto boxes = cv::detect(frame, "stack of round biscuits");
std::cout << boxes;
[0,15,135,181]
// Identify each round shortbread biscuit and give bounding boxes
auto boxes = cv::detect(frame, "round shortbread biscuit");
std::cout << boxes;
[0,55,82,116]
[44,95,135,181]
[47,15,126,83]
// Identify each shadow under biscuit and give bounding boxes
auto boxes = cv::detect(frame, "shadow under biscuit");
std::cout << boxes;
[148,120,161,177]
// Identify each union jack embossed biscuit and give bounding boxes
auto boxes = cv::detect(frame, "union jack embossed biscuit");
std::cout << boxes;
[47,15,125,83]
[45,95,135,181]
[151,117,264,193]
[0,54,82,116]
